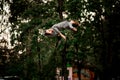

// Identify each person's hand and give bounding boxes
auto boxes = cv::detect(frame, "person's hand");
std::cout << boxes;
[63,35,66,41]
[59,33,66,41]
[72,28,77,32]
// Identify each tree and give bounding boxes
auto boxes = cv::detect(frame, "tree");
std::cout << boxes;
[8,0,62,79]
[1,0,120,80]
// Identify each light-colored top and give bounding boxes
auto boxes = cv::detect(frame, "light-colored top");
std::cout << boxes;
[51,20,74,34]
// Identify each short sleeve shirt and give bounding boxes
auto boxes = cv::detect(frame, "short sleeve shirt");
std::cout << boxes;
[51,20,74,33]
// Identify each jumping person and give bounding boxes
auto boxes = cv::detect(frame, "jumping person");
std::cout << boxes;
[44,20,80,40]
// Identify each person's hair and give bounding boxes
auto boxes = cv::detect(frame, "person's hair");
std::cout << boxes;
[71,20,80,27]
[45,32,50,35]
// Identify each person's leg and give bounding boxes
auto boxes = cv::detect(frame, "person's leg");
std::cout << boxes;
[44,28,58,37]
[45,29,54,35]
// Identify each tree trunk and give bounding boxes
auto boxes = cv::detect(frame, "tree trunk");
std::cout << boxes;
[61,41,68,80]
[57,0,64,20]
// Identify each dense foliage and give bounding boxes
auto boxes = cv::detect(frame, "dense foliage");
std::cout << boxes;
[0,0,120,80]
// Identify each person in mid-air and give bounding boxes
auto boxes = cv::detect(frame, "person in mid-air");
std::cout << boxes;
[44,20,80,40]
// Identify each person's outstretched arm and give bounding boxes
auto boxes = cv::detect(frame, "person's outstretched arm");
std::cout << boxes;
[53,27,66,40]
[68,22,77,32]
[71,27,77,32]
[58,32,66,40]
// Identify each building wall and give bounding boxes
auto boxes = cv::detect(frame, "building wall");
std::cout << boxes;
[56,67,94,80]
